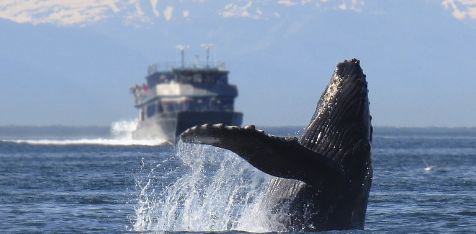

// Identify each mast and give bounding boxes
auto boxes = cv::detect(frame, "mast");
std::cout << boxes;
[176,44,190,68]
[200,43,214,68]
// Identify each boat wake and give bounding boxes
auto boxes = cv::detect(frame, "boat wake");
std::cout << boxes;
[1,120,166,146]
[6,138,164,146]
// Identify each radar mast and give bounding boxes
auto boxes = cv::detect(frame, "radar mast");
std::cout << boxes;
[176,44,190,68]
[201,43,214,68]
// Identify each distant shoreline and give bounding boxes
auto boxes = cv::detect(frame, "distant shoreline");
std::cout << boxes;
[1,125,476,129]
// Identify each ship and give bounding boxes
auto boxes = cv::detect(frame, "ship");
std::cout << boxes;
[130,49,242,143]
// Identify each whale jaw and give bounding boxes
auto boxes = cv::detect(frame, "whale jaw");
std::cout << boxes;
[301,59,371,157]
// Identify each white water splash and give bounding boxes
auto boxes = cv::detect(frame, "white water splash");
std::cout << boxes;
[3,120,165,146]
[111,119,138,139]
[133,142,283,232]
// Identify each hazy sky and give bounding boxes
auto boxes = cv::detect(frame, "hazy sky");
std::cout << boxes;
[0,0,475,127]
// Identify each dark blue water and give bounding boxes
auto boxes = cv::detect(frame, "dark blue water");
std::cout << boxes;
[1,127,475,232]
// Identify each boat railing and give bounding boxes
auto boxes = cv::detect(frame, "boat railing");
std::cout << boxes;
[130,84,151,106]
[147,61,226,75]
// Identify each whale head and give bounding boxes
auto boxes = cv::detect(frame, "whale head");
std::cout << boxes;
[299,59,373,229]
[301,59,372,163]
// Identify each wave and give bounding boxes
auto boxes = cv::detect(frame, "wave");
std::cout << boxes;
[0,120,167,146]
[3,138,165,146]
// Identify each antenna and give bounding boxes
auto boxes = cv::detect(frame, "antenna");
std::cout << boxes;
[200,43,214,67]
[194,55,200,67]
[176,44,190,68]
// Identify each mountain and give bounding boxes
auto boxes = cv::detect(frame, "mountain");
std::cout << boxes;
[0,0,476,127]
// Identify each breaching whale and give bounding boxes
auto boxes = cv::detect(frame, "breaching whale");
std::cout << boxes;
[180,59,373,231]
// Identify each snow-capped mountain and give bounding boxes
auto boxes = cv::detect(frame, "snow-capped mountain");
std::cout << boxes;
[1,0,475,26]
[0,0,476,127]
[0,0,359,25]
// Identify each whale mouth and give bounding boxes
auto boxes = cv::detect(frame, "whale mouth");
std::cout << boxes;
[301,59,371,159]
[322,59,367,109]
[335,58,365,82]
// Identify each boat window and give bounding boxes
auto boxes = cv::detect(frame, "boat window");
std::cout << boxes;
[159,75,167,83]
[179,75,192,83]
[157,102,163,113]
[183,99,191,110]
[193,74,202,83]
[218,74,227,84]
[147,103,156,117]
[220,98,234,111]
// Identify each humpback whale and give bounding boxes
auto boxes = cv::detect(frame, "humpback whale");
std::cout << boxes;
[180,59,373,231]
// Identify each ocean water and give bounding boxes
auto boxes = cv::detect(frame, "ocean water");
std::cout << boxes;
[0,124,475,233]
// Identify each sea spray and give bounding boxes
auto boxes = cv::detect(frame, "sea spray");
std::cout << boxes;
[111,119,138,139]
[133,141,283,232]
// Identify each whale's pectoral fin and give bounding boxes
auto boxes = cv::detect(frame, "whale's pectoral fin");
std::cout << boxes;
[180,124,347,186]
